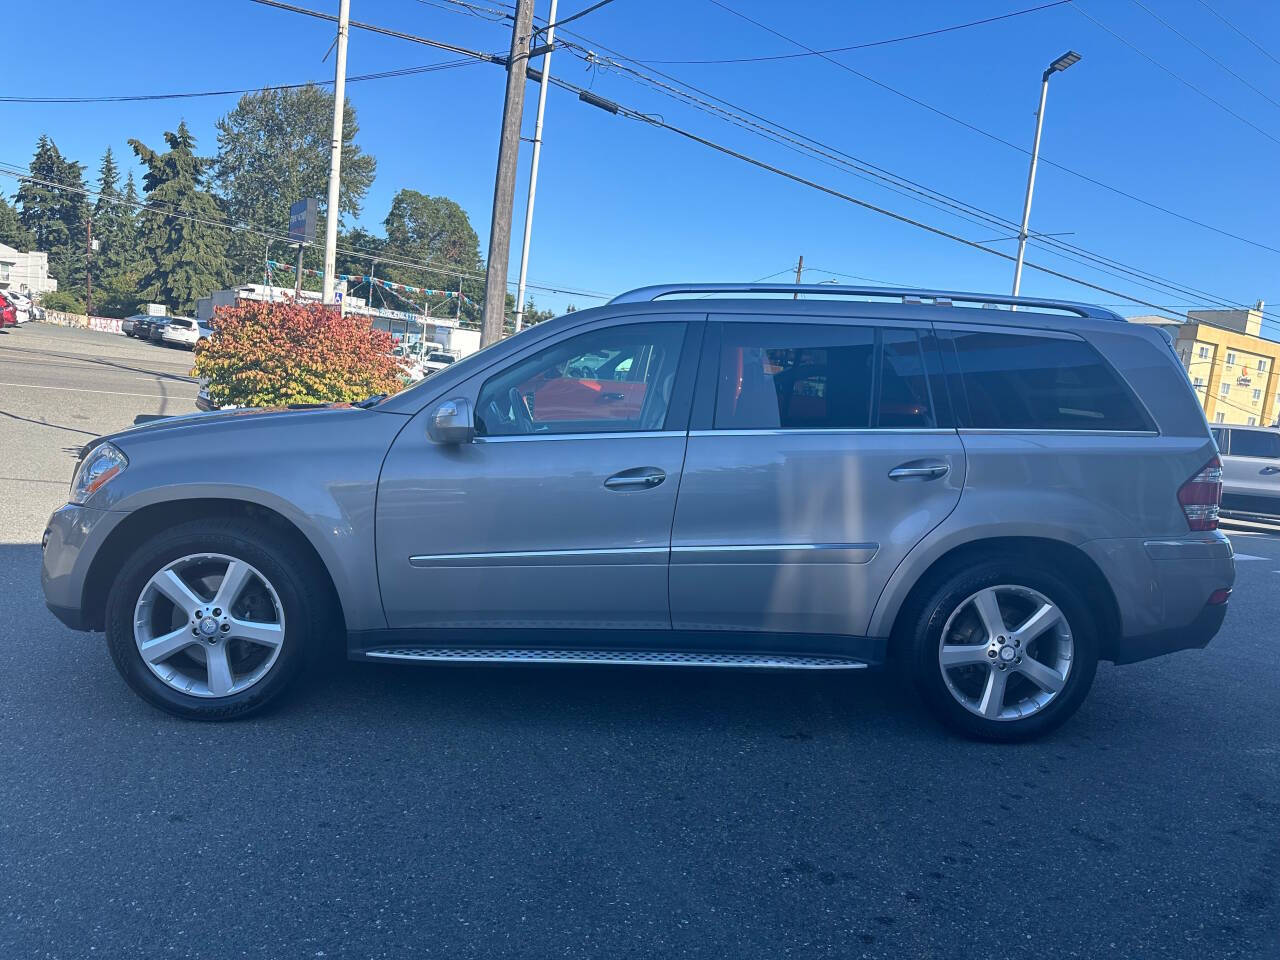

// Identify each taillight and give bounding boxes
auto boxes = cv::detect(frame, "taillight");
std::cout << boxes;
[1178,456,1222,531]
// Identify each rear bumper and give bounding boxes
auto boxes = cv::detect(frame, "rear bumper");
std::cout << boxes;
[1081,532,1234,664]
[1109,599,1228,665]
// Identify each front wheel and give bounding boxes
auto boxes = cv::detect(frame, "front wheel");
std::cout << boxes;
[104,518,323,720]
[904,560,1099,742]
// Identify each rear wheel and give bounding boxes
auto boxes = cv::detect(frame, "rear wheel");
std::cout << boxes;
[104,518,323,720]
[905,559,1099,741]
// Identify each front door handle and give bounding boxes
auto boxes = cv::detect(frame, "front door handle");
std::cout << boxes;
[1261,466,1280,475]
[888,461,950,482]
[604,467,666,491]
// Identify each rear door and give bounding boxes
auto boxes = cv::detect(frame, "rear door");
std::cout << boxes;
[668,316,964,642]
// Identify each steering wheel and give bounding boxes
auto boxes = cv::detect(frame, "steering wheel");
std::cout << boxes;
[509,387,535,434]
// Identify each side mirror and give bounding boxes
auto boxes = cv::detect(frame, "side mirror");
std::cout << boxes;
[428,397,475,444]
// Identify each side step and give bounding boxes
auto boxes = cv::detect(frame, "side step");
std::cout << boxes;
[363,647,868,670]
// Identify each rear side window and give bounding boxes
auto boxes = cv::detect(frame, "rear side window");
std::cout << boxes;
[940,330,1152,431]
[1228,429,1280,458]
[713,323,936,430]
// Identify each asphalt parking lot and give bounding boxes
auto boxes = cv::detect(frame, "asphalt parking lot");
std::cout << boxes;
[1,323,1278,959]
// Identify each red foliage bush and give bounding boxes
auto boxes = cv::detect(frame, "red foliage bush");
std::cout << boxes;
[194,300,402,407]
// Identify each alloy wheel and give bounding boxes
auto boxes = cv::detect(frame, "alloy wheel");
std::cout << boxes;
[937,585,1074,721]
[132,553,286,698]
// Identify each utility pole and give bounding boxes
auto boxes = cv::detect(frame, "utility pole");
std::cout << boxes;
[321,0,351,307]
[481,0,536,346]
[513,0,558,333]
[1012,50,1080,304]
[793,254,803,299]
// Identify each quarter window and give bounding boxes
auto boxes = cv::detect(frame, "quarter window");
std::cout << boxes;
[940,330,1151,431]
[475,322,686,436]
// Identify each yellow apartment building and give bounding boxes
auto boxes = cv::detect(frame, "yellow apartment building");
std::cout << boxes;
[1129,302,1280,426]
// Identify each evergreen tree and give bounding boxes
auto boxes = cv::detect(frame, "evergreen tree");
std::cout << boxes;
[15,135,89,289]
[91,148,143,316]
[129,122,230,314]
[0,196,35,250]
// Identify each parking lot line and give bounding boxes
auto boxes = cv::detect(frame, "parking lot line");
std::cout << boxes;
[0,381,172,400]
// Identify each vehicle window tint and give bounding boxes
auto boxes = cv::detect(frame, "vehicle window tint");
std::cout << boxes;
[941,330,1151,431]
[1227,429,1280,458]
[715,323,874,430]
[475,322,686,436]
[878,329,934,428]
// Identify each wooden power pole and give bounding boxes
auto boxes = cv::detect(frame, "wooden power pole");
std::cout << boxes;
[793,255,803,299]
[481,0,536,346]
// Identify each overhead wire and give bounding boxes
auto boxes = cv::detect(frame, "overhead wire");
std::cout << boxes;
[1192,0,1280,69]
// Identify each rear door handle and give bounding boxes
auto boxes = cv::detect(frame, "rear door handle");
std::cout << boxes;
[888,462,950,481]
[604,467,666,491]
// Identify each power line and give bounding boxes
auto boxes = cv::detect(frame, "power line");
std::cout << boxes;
[692,0,1280,257]
[556,38,1280,325]
[543,0,621,31]
[1193,0,1280,70]
[0,60,482,104]
[641,1,1072,65]
[247,0,503,62]
[1072,2,1280,146]
[1128,0,1280,112]
[0,162,607,300]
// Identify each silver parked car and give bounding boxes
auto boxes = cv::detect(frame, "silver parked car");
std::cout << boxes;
[1211,424,1280,518]
[41,284,1234,740]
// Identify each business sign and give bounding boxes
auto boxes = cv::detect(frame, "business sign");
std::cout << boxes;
[288,198,318,244]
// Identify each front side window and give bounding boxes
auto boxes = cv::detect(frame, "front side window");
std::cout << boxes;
[940,330,1151,431]
[1229,429,1280,458]
[475,322,686,436]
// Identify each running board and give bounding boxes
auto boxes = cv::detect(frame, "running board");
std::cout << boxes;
[362,647,869,670]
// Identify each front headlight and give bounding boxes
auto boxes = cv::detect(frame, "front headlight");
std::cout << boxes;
[70,442,129,504]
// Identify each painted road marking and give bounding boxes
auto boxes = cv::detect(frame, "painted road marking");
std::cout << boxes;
[1233,553,1267,561]
[0,381,176,400]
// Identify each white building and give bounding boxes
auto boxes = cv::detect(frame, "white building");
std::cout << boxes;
[0,242,57,295]
[196,284,480,360]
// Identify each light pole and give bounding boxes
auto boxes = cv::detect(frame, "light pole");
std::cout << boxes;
[322,0,351,310]
[1011,50,1080,301]
[513,0,558,333]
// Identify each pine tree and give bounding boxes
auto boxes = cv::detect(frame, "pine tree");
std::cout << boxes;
[15,135,89,289]
[129,122,230,314]
[0,196,35,250]
[91,148,143,316]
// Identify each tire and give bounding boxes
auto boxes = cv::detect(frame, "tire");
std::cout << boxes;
[903,558,1099,742]
[104,517,326,720]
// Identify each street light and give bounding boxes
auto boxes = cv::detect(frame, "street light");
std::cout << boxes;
[1011,49,1081,303]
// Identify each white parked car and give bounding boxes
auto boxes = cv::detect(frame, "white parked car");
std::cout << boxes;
[4,290,32,324]
[423,350,457,375]
[160,317,208,349]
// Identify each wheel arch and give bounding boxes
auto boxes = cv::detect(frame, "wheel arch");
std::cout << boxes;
[81,498,345,634]
[881,536,1122,660]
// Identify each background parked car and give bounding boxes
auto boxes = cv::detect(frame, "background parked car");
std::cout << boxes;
[160,317,202,349]
[148,317,171,343]
[1211,424,1280,517]
[121,315,141,337]
[0,293,16,328]
[131,315,160,340]
[3,290,33,324]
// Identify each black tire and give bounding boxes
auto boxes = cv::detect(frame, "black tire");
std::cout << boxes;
[903,558,1099,742]
[104,517,325,720]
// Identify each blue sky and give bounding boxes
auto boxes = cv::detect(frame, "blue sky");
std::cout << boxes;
[5,0,1280,322]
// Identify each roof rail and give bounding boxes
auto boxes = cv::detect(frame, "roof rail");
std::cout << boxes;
[608,283,1125,321]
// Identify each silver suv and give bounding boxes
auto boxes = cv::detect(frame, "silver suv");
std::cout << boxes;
[41,284,1234,740]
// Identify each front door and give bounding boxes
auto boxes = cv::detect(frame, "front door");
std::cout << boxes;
[669,317,964,641]
[377,317,701,631]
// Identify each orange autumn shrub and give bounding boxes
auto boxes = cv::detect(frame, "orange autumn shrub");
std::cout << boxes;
[194,300,402,407]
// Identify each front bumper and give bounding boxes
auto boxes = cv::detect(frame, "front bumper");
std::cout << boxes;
[41,503,125,633]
